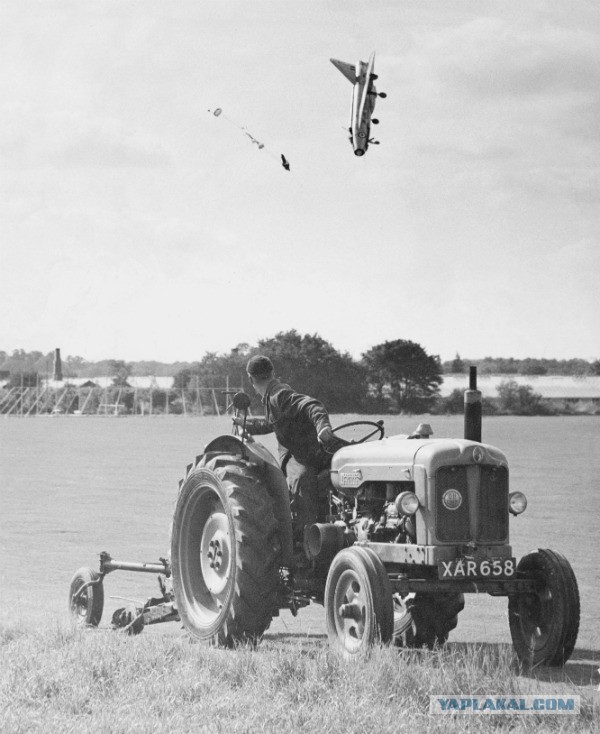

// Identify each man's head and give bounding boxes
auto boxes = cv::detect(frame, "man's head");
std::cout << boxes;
[246,355,274,395]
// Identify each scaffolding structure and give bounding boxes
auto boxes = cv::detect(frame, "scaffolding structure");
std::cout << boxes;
[0,384,244,417]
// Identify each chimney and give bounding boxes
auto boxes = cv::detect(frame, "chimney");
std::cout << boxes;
[53,348,63,381]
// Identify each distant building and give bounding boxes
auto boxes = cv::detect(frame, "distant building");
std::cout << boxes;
[42,375,175,390]
[80,380,99,388]
[441,374,600,412]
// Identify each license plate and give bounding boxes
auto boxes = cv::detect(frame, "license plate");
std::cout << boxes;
[438,557,516,580]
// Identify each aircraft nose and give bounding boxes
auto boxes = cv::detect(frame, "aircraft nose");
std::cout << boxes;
[354,149,365,156]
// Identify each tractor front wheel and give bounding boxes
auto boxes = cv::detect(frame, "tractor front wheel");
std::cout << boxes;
[508,549,579,667]
[325,546,393,659]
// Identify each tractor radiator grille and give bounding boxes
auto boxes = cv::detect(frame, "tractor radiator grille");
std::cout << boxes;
[477,466,509,542]
[435,466,470,541]
[435,465,509,543]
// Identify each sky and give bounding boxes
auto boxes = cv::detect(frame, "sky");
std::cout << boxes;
[1,0,598,364]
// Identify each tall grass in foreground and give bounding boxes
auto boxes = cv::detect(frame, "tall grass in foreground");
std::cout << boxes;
[0,621,597,734]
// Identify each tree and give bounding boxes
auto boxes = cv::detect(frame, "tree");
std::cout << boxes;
[497,379,550,415]
[8,371,38,388]
[64,355,89,377]
[173,367,194,390]
[449,352,465,374]
[108,360,132,387]
[171,347,251,412]
[196,346,249,390]
[590,360,600,376]
[257,330,368,412]
[436,388,464,414]
[362,339,442,413]
[520,360,548,375]
[521,366,548,375]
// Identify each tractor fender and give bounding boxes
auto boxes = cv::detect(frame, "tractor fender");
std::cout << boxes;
[203,435,294,567]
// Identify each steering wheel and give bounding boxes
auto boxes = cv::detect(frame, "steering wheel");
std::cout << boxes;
[332,420,384,444]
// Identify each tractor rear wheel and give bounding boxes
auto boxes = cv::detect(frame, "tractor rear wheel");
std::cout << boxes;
[171,456,281,646]
[406,592,465,648]
[325,546,394,659]
[68,567,104,628]
[508,549,580,667]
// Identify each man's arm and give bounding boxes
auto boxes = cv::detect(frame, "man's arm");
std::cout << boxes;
[233,416,273,435]
[276,388,348,449]
[274,389,332,434]
[269,386,348,453]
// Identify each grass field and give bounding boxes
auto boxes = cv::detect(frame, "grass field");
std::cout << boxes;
[1,623,598,733]
[1,414,599,731]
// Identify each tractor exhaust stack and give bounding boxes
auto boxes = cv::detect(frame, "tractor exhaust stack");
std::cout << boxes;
[464,365,482,442]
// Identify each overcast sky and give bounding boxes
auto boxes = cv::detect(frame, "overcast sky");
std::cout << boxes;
[1,0,598,364]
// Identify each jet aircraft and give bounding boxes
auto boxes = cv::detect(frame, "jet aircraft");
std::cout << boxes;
[330,51,386,156]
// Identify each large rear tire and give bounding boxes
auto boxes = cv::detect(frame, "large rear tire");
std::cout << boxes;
[508,549,580,667]
[171,456,281,647]
[325,546,393,659]
[406,592,465,648]
[68,567,104,628]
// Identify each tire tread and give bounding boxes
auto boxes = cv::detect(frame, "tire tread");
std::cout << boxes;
[172,457,280,646]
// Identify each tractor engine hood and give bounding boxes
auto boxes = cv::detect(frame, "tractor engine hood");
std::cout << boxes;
[330,436,508,491]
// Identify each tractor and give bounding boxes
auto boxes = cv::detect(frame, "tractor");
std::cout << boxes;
[69,368,580,666]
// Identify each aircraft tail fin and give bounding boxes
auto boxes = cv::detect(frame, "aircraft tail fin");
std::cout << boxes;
[330,58,356,83]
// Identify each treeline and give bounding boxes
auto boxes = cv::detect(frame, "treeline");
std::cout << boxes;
[3,347,598,382]
[2,335,599,416]
[438,382,568,417]
[0,351,185,379]
[442,353,599,376]
[1,334,444,414]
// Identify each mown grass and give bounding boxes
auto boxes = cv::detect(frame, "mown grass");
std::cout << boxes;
[0,620,597,734]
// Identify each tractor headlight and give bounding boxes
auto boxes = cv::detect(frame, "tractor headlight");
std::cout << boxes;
[509,491,527,515]
[395,491,419,516]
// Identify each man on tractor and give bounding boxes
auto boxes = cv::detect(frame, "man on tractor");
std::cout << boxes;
[237,355,345,534]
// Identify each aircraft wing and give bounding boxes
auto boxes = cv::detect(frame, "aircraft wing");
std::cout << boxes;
[357,52,376,126]
[330,58,356,83]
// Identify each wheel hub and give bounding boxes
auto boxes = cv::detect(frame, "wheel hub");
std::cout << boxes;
[339,602,362,620]
[334,572,367,645]
[200,512,231,595]
[522,588,552,646]
[71,584,89,621]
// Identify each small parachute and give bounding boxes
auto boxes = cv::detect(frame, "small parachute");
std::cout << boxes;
[208,107,290,171]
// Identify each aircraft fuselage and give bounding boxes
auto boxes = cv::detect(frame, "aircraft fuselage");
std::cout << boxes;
[350,58,377,156]
[331,52,380,157]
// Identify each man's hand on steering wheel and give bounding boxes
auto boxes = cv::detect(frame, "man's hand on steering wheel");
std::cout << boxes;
[318,426,349,454]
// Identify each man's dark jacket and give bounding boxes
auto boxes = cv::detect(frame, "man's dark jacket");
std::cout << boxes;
[247,379,332,470]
